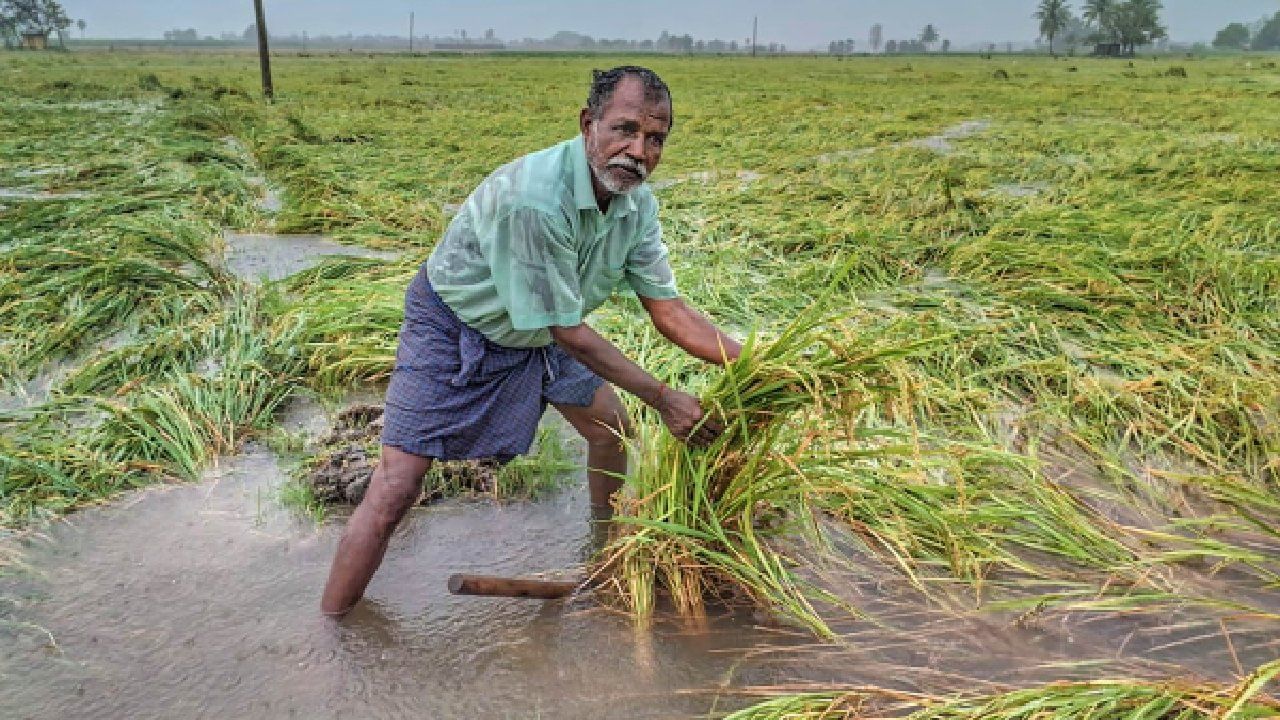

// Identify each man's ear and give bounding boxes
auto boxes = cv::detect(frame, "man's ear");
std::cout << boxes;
[579,107,593,136]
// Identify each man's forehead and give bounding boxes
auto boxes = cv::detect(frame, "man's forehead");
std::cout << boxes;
[601,78,671,118]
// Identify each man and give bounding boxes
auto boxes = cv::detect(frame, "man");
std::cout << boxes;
[321,66,742,617]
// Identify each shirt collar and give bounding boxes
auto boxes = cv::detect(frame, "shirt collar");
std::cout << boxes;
[569,134,638,219]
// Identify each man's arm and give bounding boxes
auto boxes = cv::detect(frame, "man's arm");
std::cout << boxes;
[549,323,723,446]
[638,295,742,366]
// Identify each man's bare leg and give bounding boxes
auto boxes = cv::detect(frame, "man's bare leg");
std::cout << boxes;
[554,383,632,516]
[320,445,433,617]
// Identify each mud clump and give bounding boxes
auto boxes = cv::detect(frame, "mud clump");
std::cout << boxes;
[992,69,1009,80]
[305,404,498,505]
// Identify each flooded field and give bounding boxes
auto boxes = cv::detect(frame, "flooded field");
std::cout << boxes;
[1,51,1278,717]
[220,230,401,283]
[4,409,1273,719]
[1,443,790,719]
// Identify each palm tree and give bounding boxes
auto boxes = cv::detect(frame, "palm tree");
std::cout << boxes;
[76,17,84,38]
[1082,0,1117,41]
[1035,0,1073,55]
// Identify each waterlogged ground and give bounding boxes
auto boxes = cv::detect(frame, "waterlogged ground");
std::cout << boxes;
[2,405,1275,718]
[0,402,786,719]
[1,453,792,719]
[2,51,1279,715]
[1,450,1273,718]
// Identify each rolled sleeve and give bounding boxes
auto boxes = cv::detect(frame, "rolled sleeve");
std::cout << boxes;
[625,209,680,299]
[489,206,585,330]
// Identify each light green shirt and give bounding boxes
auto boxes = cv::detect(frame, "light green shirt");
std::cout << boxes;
[426,135,679,348]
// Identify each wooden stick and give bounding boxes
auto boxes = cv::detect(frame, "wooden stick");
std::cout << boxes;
[446,573,580,599]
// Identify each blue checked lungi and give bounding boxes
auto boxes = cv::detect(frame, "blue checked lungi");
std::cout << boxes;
[380,265,603,462]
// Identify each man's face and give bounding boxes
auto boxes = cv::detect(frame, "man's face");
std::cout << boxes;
[580,76,671,196]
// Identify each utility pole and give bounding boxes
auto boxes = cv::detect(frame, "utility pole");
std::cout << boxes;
[253,0,273,100]
[751,16,757,57]
[409,12,414,52]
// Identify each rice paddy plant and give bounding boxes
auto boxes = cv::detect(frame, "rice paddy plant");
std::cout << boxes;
[279,257,416,389]
[59,292,227,397]
[0,422,135,526]
[0,287,302,525]
[724,659,1280,719]
[0,121,235,378]
[0,75,307,523]
[88,291,304,481]
[598,297,939,637]
[494,424,578,499]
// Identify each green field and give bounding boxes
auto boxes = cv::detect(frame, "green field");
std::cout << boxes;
[1,51,1278,715]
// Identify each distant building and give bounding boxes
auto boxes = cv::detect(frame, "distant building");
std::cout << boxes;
[431,42,505,51]
[20,31,49,50]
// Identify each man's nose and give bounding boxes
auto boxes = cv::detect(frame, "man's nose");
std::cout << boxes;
[624,134,646,159]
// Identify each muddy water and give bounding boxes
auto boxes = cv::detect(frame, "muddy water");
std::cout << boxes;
[0,446,801,719]
[2,404,1276,718]
[0,397,808,719]
[0,187,92,201]
[220,231,402,283]
[816,119,994,165]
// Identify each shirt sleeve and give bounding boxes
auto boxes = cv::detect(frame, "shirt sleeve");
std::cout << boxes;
[625,205,680,299]
[489,205,585,330]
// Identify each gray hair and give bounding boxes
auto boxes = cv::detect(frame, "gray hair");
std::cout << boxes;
[587,66,674,130]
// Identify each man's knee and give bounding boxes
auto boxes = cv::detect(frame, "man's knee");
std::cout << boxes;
[362,452,431,526]
[577,409,632,448]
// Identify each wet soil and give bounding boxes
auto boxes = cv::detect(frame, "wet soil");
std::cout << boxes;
[304,404,499,505]
[219,230,402,284]
[0,187,92,201]
[818,119,995,164]
[989,181,1050,198]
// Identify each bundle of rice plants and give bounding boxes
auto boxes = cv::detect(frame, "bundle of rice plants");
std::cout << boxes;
[595,303,937,638]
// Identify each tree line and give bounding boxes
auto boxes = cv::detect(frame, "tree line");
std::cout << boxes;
[1035,0,1165,55]
[1213,12,1280,51]
[112,25,785,54]
[830,23,952,55]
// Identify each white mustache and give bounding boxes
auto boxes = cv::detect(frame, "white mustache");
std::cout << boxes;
[607,157,648,179]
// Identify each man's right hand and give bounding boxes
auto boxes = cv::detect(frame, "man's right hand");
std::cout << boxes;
[546,323,727,447]
[655,387,724,447]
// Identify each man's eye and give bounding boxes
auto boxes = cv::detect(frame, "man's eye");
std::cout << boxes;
[649,136,666,147]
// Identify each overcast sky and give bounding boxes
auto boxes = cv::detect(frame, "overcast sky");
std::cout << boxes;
[63,1,1278,48]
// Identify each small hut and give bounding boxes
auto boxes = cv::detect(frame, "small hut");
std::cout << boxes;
[20,31,49,50]
[1092,43,1123,57]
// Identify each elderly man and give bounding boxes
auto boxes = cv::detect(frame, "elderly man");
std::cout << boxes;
[321,66,741,616]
